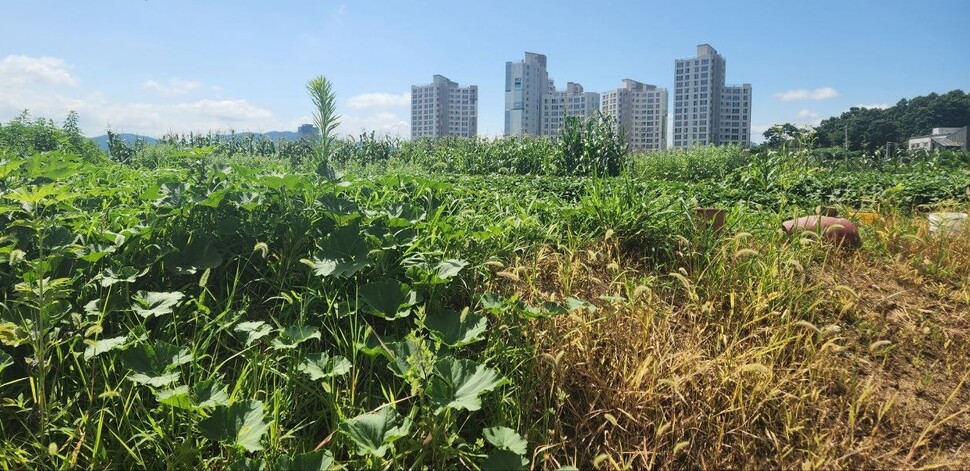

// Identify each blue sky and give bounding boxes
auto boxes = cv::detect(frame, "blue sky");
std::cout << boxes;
[1,0,968,142]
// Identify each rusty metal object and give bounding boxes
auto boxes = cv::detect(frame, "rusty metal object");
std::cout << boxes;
[782,216,861,248]
[694,208,727,232]
[816,206,839,217]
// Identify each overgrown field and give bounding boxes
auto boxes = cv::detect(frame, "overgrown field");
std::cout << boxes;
[1,118,969,469]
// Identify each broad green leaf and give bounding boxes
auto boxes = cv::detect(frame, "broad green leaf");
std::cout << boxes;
[83,335,128,361]
[482,450,528,471]
[435,259,467,280]
[166,238,223,275]
[319,194,358,215]
[200,400,269,452]
[76,244,117,263]
[259,173,304,190]
[156,385,191,408]
[130,370,180,387]
[131,291,184,318]
[45,225,77,249]
[521,301,568,319]
[27,152,79,179]
[564,296,597,313]
[234,321,271,346]
[424,309,487,347]
[483,426,528,455]
[308,223,370,278]
[385,339,428,379]
[427,357,506,413]
[198,188,229,208]
[194,379,231,408]
[122,340,192,387]
[271,325,321,350]
[0,158,23,179]
[480,292,507,313]
[298,352,352,381]
[358,279,415,320]
[235,192,262,211]
[156,379,229,410]
[276,450,336,471]
[339,407,411,458]
[154,182,192,208]
[98,266,143,287]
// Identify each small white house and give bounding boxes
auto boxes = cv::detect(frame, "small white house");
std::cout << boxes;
[908,126,967,151]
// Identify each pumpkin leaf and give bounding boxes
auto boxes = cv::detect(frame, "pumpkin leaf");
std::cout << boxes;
[339,407,411,458]
[200,400,269,452]
[358,279,415,320]
[131,291,184,318]
[424,308,487,347]
[298,352,352,381]
[427,357,506,413]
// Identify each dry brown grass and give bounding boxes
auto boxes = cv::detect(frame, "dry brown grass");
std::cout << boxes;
[491,214,970,469]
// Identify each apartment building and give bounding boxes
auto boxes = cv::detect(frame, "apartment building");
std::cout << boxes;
[601,79,668,151]
[719,84,752,145]
[541,82,600,137]
[505,52,552,136]
[673,44,751,148]
[411,75,478,139]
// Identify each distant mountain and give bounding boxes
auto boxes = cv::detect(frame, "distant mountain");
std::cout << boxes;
[90,133,158,151]
[261,131,303,141]
[210,131,305,141]
[90,131,308,150]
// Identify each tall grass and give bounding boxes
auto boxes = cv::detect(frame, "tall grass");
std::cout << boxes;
[492,208,970,468]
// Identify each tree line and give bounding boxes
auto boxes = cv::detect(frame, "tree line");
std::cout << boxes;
[764,89,969,153]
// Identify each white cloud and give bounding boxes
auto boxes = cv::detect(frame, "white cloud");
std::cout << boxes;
[338,111,408,138]
[0,54,411,139]
[346,92,410,109]
[775,87,838,102]
[143,78,202,97]
[751,124,772,134]
[853,103,889,109]
[96,99,278,135]
[0,57,279,136]
[796,109,819,119]
[0,55,77,86]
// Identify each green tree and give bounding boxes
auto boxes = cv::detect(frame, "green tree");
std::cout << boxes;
[762,123,804,148]
[815,90,969,153]
[306,75,340,175]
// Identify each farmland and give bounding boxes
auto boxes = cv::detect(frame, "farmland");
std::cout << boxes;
[1,116,970,469]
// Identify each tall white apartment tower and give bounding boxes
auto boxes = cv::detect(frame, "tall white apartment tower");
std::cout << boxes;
[601,79,668,151]
[411,75,478,139]
[541,82,600,137]
[673,44,751,148]
[505,52,551,136]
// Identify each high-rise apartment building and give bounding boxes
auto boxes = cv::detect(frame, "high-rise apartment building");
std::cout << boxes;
[673,44,751,148]
[297,123,319,141]
[601,79,668,151]
[719,84,752,145]
[541,82,600,137]
[505,52,551,136]
[410,75,478,139]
